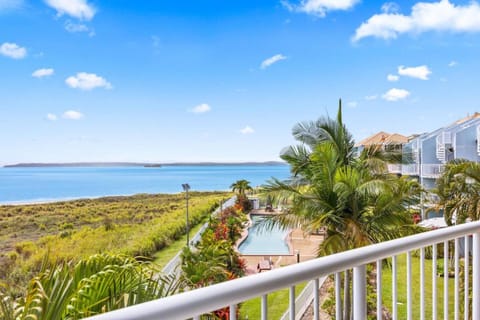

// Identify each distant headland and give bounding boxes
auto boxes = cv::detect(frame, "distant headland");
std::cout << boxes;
[3,161,286,168]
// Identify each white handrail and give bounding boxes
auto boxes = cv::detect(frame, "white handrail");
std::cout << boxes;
[87,221,480,320]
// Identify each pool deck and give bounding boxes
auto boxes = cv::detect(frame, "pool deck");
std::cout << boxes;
[240,209,325,275]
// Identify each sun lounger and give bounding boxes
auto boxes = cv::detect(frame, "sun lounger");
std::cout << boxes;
[257,256,273,272]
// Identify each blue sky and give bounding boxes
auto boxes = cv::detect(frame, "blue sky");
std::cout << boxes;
[2,0,480,164]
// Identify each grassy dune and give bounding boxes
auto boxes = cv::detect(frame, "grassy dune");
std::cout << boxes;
[0,192,229,293]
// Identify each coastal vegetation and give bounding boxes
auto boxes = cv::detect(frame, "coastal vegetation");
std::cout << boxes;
[0,192,228,297]
[180,198,249,319]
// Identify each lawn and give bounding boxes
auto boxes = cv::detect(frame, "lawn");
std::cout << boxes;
[381,252,460,319]
[153,217,208,268]
[239,282,307,319]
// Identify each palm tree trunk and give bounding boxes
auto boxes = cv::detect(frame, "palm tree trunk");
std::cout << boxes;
[344,269,351,320]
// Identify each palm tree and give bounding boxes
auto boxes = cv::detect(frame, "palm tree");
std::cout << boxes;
[230,179,253,196]
[263,100,421,318]
[435,159,480,225]
[0,253,182,319]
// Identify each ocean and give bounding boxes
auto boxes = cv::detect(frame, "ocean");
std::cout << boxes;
[0,164,290,204]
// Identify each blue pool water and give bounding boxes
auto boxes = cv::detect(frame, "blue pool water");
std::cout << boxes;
[238,215,290,255]
[0,164,289,204]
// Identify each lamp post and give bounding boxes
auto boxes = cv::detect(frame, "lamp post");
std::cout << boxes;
[182,183,191,247]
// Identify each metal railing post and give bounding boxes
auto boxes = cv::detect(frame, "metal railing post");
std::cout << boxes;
[335,272,342,319]
[353,264,366,320]
[393,255,398,320]
[261,294,268,320]
[433,243,438,320]
[473,232,480,320]
[464,235,470,320]
[313,279,320,320]
[229,304,236,320]
[444,241,449,320]
[420,247,425,320]
[407,251,412,320]
[289,286,295,320]
[377,260,382,320]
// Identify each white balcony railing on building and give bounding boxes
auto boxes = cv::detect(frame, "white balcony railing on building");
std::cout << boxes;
[422,164,446,178]
[402,163,419,176]
[88,221,480,320]
[387,164,402,174]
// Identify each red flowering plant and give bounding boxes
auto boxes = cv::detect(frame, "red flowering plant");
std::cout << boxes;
[412,213,421,224]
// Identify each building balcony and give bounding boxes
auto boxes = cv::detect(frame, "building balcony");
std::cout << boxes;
[88,221,480,320]
[387,164,402,174]
[401,164,419,176]
[422,164,446,179]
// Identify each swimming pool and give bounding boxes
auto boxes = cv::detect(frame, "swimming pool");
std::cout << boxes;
[238,215,290,255]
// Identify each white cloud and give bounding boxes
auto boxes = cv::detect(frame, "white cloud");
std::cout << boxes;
[282,0,360,17]
[381,2,400,14]
[64,21,95,36]
[191,103,211,114]
[45,0,95,20]
[382,88,410,101]
[448,60,458,67]
[46,113,57,121]
[240,126,255,134]
[260,54,287,69]
[347,101,358,108]
[387,74,399,81]
[62,110,84,120]
[32,68,54,78]
[365,95,378,100]
[398,65,431,80]
[65,72,112,90]
[0,0,23,11]
[353,0,480,42]
[0,42,26,59]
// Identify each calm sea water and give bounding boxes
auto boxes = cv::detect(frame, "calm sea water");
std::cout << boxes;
[0,165,290,204]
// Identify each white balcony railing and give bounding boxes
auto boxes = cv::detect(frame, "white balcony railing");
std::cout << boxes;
[422,164,446,178]
[387,164,402,174]
[402,163,419,175]
[88,221,480,320]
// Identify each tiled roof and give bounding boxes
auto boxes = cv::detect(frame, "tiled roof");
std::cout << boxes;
[355,131,408,147]
[453,112,480,125]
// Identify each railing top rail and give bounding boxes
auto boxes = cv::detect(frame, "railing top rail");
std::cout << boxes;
[87,221,480,320]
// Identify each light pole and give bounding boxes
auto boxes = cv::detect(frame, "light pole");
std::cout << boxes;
[182,183,190,247]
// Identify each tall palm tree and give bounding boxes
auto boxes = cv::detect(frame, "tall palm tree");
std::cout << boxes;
[435,159,480,225]
[263,100,421,318]
[230,179,253,196]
